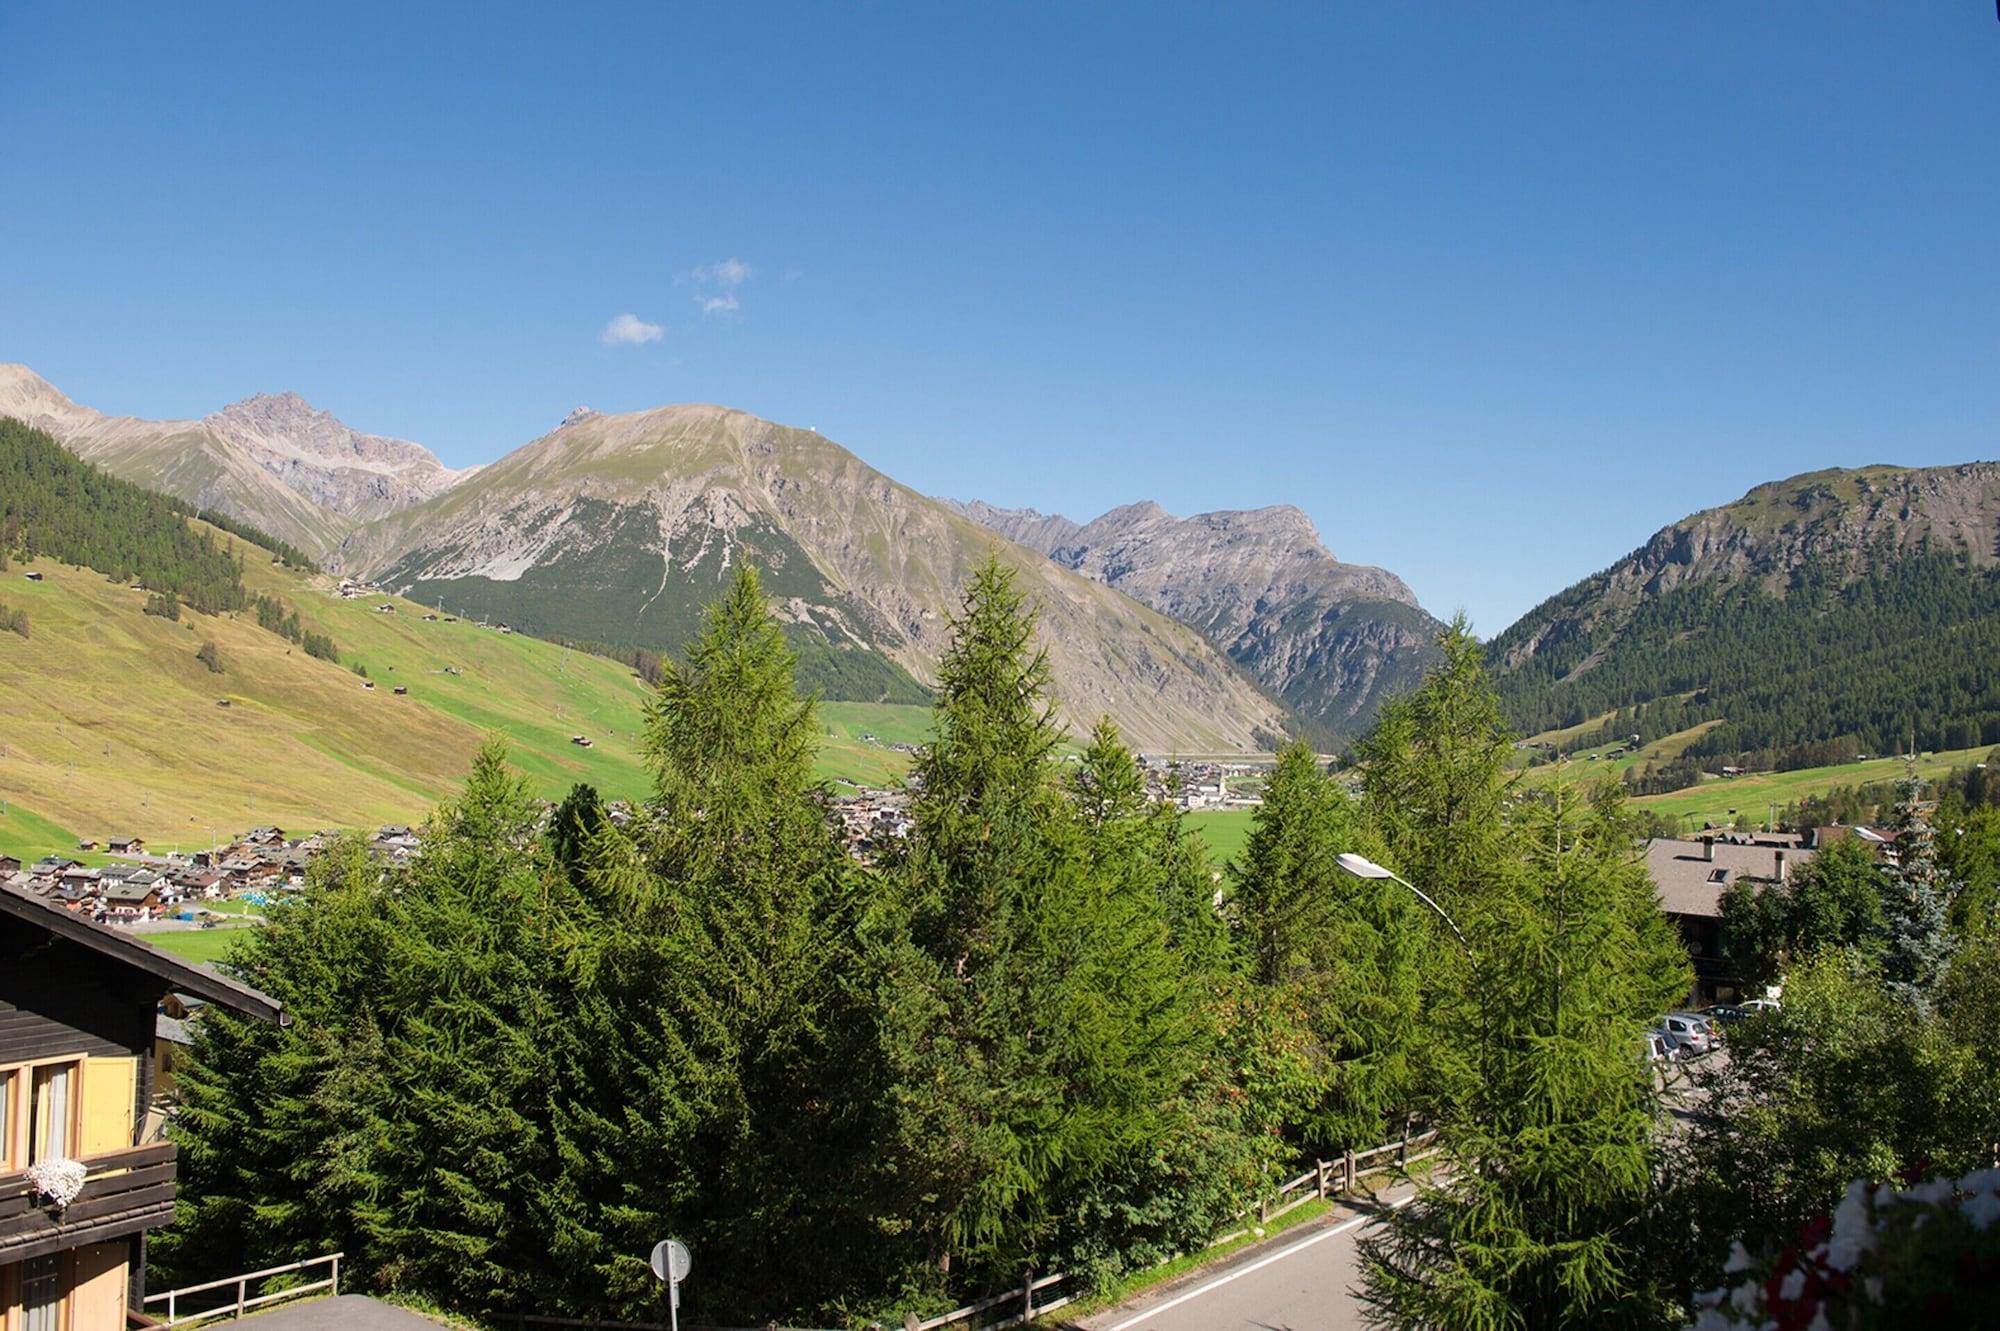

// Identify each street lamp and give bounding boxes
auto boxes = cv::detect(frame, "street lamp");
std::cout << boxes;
[1336,853,1471,959]
[1338,851,1491,1124]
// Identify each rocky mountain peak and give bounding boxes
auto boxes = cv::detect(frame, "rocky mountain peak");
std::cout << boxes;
[559,406,601,429]
[952,494,1437,738]
[0,362,108,430]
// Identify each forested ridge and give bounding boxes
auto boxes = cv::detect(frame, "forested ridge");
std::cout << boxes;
[1493,543,2000,769]
[0,415,308,609]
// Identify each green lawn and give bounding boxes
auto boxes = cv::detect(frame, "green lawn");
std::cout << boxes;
[1629,744,1996,829]
[0,544,933,845]
[1186,806,1257,868]
[0,801,98,863]
[143,925,260,965]
[815,701,932,787]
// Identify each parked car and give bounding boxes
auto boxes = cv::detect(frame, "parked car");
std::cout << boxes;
[1740,997,1781,1016]
[1645,1029,1678,1063]
[1662,1012,1714,1056]
[1701,1003,1747,1027]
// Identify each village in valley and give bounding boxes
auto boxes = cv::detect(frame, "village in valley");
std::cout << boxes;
[0,822,425,925]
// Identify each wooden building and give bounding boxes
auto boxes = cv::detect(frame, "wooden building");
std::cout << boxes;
[1,881,282,1329]
[1643,833,1817,1005]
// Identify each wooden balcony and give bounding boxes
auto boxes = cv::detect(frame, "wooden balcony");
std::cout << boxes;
[0,1142,178,1263]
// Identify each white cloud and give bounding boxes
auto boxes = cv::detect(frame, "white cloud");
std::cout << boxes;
[696,293,740,316]
[600,312,664,346]
[693,258,753,288]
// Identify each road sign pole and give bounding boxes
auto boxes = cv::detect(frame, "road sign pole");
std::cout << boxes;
[668,1280,678,1331]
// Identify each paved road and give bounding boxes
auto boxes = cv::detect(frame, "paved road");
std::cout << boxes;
[1075,1183,1418,1331]
[236,1295,444,1328]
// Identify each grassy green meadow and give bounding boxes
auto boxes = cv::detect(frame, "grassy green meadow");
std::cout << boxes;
[1186,806,1256,868]
[0,532,929,859]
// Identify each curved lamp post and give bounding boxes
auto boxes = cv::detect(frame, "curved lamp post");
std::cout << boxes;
[1335,853,1472,961]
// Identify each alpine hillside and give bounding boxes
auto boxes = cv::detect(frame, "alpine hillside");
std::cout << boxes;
[0,364,468,557]
[951,498,1443,741]
[1489,462,2000,769]
[339,405,1294,753]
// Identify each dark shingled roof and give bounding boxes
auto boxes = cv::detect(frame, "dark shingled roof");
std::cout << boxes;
[1,879,285,1024]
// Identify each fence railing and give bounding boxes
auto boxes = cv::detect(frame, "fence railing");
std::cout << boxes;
[143,1252,343,1328]
[0,1142,179,1261]
[910,1124,1443,1330]
[341,1129,1446,1331]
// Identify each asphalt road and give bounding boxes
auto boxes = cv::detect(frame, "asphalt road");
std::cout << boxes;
[1077,1056,1715,1331]
[1076,1183,1418,1331]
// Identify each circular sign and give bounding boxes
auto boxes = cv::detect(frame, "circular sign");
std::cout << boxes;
[650,1238,692,1284]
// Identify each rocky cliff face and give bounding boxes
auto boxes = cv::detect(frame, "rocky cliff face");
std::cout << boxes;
[0,365,467,557]
[949,497,1443,740]
[203,391,470,523]
[343,405,1294,753]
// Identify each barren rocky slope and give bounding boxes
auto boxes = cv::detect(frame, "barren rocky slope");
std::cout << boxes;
[951,498,1442,740]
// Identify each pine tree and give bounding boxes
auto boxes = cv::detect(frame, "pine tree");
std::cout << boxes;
[549,565,888,1319]
[1360,783,1691,1330]
[547,781,606,888]
[871,557,1229,1292]
[1231,742,1424,1155]
[1354,615,1513,910]
[1881,776,1956,1013]
[1048,718,1260,1288]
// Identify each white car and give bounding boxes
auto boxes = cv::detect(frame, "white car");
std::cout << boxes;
[1645,1029,1678,1063]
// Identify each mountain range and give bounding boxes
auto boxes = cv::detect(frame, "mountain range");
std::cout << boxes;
[1491,462,2000,763]
[12,359,1998,768]
[0,367,1307,753]
[946,499,1443,740]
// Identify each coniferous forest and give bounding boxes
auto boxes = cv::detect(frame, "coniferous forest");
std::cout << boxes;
[1492,546,2000,767]
[155,560,2000,1328]
[0,417,304,609]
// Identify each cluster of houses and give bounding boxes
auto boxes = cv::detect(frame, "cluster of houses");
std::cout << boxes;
[0,823,426,924]
[336,575,514,634]
[833,789,913,860]
[1135,757,1269,811]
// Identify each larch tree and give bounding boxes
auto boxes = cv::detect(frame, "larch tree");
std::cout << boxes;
[1231,741,1426,1157]
[1353,615,1514,912]
[870,556,1230,1295]
[1360,777,1690,1330]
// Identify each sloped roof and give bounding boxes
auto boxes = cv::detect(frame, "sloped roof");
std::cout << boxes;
[1643,837,1817,920]
[1,880,284,1023]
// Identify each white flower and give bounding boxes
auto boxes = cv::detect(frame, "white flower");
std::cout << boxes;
[1827,1181,1877,1271]
[1904,1178,1954,1206]
[24,1157,88,1209]
[1723,1240,1754,1273]
[1778,1268,1806,1301]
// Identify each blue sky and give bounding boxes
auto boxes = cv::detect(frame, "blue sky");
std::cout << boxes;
[3,4,1996,632]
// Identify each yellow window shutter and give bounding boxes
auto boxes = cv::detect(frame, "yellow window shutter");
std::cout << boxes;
[78,1056,137,1156]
